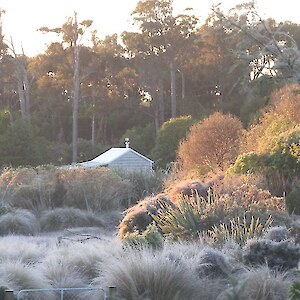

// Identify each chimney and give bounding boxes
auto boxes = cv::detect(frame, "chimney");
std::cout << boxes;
[124,138,130,148]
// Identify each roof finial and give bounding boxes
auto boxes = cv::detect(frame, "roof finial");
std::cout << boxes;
[125,138,130,148]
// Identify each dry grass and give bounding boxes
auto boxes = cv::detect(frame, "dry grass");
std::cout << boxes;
[39,207,103,232]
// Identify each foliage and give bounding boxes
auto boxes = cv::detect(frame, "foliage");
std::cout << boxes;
[120,123,156,157]
[289,276,300,300]
[0,166,133,213]
[243,238,300,270]
[122,223,164,250]
[115,169,166,205]
[151,116,196,169]
[227,152,261,174]
[0,119,49,167]
[209,215,273,246]
[177,112,244,174]
[117,194,175,239]
[285,188,300,215]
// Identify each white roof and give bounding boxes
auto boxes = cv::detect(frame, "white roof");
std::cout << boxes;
[79,147,153,167]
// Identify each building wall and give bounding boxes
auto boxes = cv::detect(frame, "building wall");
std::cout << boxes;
[109,151,152,172]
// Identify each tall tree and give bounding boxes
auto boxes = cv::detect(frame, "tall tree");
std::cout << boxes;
[39,13,93,163]
[128,0,198,119]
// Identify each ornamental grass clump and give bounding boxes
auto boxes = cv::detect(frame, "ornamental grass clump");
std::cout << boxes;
[96,248,198,300]
[0,209,39,235]
[39,207,103,232]
[209,215,273,246]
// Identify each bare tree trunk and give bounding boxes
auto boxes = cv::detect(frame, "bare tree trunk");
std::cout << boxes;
[158,79,165,125]
[181,71,185,101]
[72,14,80,163]
[170,61,176,118]
[10,39,31,121]
[91,111,95,145]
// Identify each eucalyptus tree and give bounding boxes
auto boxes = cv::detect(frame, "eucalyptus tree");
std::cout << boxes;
[211,1,300,84]
[39,13,93,163]
[123,0,199,122]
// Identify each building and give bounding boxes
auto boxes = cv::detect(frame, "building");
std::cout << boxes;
[79,140,153,172]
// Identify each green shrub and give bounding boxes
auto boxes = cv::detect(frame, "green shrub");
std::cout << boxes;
[151,116,196,169]
[285,188,300,215]
[123,223,164,250]
[120,123,156,156]
[227,152,261,174]
[243,238,300,270]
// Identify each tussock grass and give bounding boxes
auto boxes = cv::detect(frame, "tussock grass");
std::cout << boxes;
[39,207,103,232]
[95,248,199,300]
[0,260,47,291]
[0,209,39,235]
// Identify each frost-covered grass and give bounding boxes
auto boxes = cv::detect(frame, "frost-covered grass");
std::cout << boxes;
[0,235,298,300]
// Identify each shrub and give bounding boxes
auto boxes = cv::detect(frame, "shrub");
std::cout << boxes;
[0,209,39,235]
[39,208,103,232]
[60,167,132,211]
[116,169,166,204]
[263,226,291,242]
[195,247,233,279]
[151,116,196,169]
[227,152,261,175]
[177,112,244,174]
[285,188,300,215]
[120,123,156,156]
[122,223,164,250]
[118,194,175,238]
[243,238,300,270]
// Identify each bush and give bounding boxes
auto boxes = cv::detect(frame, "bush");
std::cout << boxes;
[177,112,244,174]
[151,116,196,169]
[117,194,175,239]
[120,123,156,156]
[116,169,166,205]
[209,215,273,246]
[285,188,300,215]
[227,152,261,175]
[243,238,300,270]
[60,167,132,211]
[263,226,291,242]
[195,247,233,279]
[122,223,164,250]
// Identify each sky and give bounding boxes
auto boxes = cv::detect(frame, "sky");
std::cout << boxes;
[0,0,300,57]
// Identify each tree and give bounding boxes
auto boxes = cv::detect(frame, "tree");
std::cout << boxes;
[177,112,244,173]
[211,1,300,84]
[39,13,93,163]
[125,0,198,122]
[151,116,195,168]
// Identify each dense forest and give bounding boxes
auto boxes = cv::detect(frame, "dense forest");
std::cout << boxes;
[0,0,299,170]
